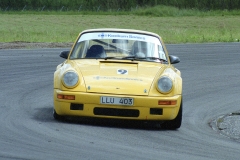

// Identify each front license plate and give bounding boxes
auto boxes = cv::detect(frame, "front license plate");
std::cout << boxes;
[100,96,134,106]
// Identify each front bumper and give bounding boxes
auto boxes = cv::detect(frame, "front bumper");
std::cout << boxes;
[54,89,182,120]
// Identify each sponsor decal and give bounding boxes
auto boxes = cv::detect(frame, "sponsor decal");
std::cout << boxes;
[78,32,160,45]
[100,33,105,39]
[98,33,145,40]
[94,76,143,81]
[79,32,161,45]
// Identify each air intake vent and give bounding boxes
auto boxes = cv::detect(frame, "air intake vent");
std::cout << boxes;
[94,107,139,117]
[150,108,163,115]
[70,103,84,110]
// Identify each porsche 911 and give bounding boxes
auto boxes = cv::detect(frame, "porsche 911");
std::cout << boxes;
[53,28,182,129]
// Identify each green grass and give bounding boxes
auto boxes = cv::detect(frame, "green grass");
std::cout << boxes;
[0,5,240,43]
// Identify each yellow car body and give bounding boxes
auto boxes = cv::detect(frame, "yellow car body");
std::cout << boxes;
[53,28,182,129]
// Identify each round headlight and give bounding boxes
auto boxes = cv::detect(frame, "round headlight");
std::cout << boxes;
[62,71,79,88]
[157,76,173,93]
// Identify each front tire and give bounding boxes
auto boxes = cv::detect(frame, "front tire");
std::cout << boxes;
[162,100,182,130]
[53,109,64,121]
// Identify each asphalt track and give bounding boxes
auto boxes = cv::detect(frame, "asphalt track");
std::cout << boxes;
[0,43,239,160]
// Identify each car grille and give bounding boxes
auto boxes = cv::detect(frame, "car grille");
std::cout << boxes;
[94,107,139,117]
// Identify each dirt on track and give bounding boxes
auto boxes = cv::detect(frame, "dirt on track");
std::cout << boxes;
[0,42,73,49]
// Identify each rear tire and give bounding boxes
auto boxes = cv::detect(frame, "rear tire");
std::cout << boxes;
[162,100,182,130]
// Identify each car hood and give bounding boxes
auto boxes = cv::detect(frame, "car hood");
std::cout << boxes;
[74,60,164,95]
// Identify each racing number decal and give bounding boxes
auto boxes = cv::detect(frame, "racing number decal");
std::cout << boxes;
[117,69,128,75]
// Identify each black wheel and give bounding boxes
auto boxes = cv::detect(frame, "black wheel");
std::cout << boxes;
[162,100,182,130]
[53,109,64,121]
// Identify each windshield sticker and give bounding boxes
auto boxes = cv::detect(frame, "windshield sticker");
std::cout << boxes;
[79,32,160,44]
[98,33,145,41]
[117,69,128,75]
[93,76,143,81]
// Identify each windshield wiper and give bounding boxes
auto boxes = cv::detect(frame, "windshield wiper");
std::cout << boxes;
[105,56,167,63]
[105,56,136,60]
[74,56,135,60]
[121,56,136,60]
[104,56,121,60]
[135,57,168,62]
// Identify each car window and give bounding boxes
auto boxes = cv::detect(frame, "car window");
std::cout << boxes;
[70,32,168,63]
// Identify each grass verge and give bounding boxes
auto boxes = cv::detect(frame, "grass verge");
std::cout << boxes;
[0,5,240,43]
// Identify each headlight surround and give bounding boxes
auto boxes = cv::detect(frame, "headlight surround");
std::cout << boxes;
[62,71,79,88]
[157,76,173,94]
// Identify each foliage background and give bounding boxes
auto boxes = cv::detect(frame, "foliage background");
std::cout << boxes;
[1,0,240,11]
[0,1,240,44]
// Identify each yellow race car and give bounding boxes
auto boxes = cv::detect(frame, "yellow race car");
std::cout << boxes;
[53,28,182,129]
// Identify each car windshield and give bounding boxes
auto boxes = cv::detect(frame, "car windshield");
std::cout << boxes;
[70,32,168,63]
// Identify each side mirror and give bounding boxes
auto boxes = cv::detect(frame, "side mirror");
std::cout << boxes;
[59,51,70,59]
[169,55,180,64]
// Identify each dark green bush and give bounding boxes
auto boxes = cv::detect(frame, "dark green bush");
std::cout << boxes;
[1,0,240,11]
